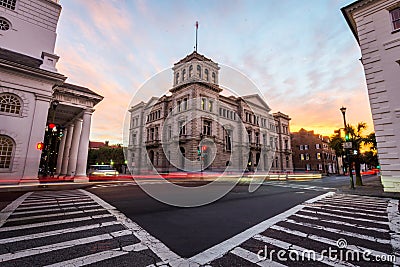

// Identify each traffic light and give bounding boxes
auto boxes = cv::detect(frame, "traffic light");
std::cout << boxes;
[197,146,201,156]
[345,134,350,141]
[201,145,207,152]
[36,142,44,150]
[48,123,56,130]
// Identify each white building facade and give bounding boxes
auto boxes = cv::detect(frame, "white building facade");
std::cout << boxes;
[342,0,400,192]
[127,52,293,174]
[0,0,102,184]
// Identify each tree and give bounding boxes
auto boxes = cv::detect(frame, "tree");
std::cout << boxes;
[330,122,377,187]
[87,145,125,172]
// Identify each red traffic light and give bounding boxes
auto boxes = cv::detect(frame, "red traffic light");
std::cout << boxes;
[48,123,56,129]
[201,145,207,151]
[36,142,44,150]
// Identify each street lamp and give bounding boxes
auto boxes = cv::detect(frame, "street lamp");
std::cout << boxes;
[340,106,354,189]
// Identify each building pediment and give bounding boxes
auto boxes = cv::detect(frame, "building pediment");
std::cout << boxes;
[242,94,271,112]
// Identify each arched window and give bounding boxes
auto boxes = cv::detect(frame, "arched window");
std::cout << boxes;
[0,93,22,115]
[175,73,179,84]
[182,69,186,81]
[212,72,216,83]
[205,69,209,81]
[197,65,201,78]
[189,65,193,78]
[0,135,14,170]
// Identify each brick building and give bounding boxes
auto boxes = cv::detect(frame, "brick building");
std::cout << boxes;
[291,128,338,174]
[127,51,293,174]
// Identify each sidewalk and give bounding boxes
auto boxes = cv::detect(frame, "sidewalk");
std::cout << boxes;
[336,174,400,199]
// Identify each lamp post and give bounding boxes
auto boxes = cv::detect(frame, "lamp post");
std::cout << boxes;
[340,106,355,189]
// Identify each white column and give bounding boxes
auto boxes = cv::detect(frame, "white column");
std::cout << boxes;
[21,95,51,184]
[66,118,82,176]
[55,127,67,175]
[60,124,74,175]
[75,110,93,181]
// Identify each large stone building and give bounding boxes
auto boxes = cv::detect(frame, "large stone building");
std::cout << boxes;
[127,52,293,174]
[0,0,102,184]
[291,129,338,174]
[342,0,400,192]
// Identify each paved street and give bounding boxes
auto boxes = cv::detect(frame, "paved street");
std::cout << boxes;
[0,176,398,266]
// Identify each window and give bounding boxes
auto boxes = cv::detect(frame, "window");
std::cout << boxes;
[203,120,211,136]
[300,154,305,160]
[263,134,267,146]
[197,65,202,78]
[316,143,320,149]
[255,132,260,144]
[205,69,209,81]
[212,72,216,83]
[0,94,21,115]
[306,164,311,171]
[175,73,179,84]
[305,154,310,160]
[391,7,400,31]
[299,145,304,150]
[0,135,14,170]
[225,130,232,151]
[318,164,323,171]
[182,69,186,81]
[248,130,252,143]
[304,145,309,150]
[167,125,172,140]
[317,153,321,160]
[132,134,137,145]
[0,17,10,31]
[284,139,288,149]
[177,100,181,112]
[183,98,188,110]
[201,98,206,110]
[208,100,213,112]
[189,65,193,78]
[179,121,186,136]
[0,0,16,10]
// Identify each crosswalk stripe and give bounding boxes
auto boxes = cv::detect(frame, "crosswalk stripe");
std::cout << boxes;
[19,197,92,206]
[299,209,389,225]
[11,204,100,216]
[230,247,286,267]
[0,221,121,244]
[329,195,389,202]
[0,214,114,232]
[44,242,148,267]
[15,201,96,211]
[0,230,133,262]
[22,196,90,204]
[308,203,387,215]
[284,219,391,244]
[303,205,388,219]
[253,234,354,267]
[321,199,387,208]
[270,224,391,256]
[0,192,32,227]
[292,213,389,233]
[6,208,107,222]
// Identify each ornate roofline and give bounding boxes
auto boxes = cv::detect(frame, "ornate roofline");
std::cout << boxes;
[173,51,216,66]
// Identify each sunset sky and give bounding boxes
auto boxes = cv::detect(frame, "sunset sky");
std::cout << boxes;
[55,0,373,144]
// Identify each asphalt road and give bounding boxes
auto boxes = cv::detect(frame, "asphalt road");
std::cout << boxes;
[87,181,325,257]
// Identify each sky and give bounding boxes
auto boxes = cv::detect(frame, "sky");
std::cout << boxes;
[55,0,373,144]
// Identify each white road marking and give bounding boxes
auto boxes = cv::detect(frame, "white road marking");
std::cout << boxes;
[15,201,96,211]
[0,192,32,227]
[0,230,133,262]
[303,205,388,219]
[80,189,186,266]
[11,204,100,215]
[189,192,335,265]
[307,203,387,214]
[284,219,391,244]
[0,214,114,232]
[6,208,106,222]
[22,196,90,204]
[44,242,148,267]
[270,224,391,257]
[0,221,121,244]
[230,247,286,267]
[292,213,389,233]
[387,199,400,264]
[253,235,355,267]
[299,209,389,225]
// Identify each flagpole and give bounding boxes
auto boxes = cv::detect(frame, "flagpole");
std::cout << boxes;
[195,21,198,52]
